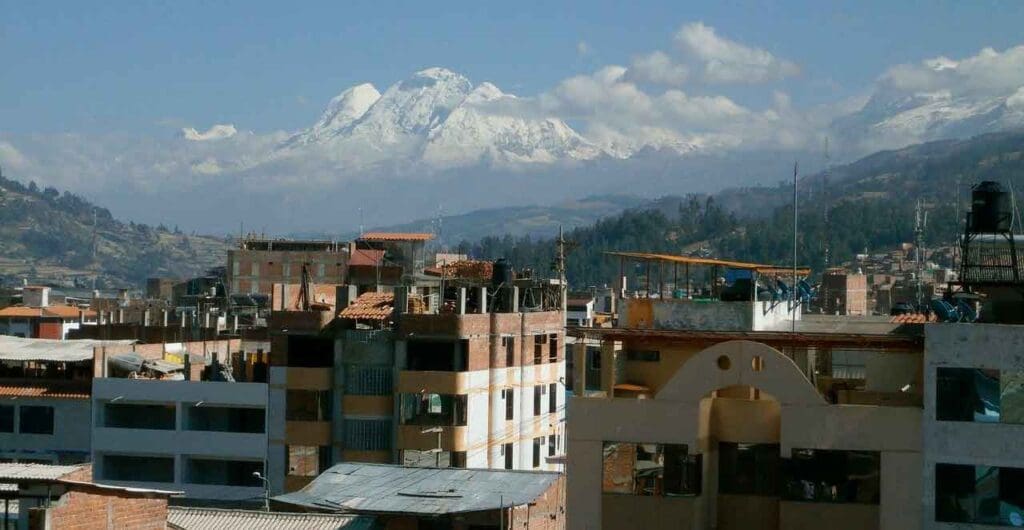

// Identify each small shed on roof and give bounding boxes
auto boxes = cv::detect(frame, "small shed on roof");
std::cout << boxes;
[272,463,561,516]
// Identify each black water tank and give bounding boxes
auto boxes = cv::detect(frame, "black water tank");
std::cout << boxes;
[492,258,513,287]
[971,181,1012,233]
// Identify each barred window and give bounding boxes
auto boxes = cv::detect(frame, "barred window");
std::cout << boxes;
[345,365,393,395]
[344,418,392,451]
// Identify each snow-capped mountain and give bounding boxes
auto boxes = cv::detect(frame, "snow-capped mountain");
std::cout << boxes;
[277,67,609,169]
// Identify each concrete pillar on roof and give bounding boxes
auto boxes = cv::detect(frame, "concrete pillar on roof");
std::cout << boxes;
[457,288,467,315]
[117,309,124,324]
[511,286,519,313]
[478,287,488,314]
[162,310,169,327]
[143,309,151,327]
[600,340,617,398]
[572,342,587,395]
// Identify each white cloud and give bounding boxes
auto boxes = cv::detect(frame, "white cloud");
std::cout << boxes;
[674,22,800,84]
[626,51,689,86]
[0,141,30,171]
[181,124,238,141]
[879,45,1024,95]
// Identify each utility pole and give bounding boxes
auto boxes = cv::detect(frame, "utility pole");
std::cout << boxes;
[792,161,799,336]
[822,137,831,271]
[555,226,568,315]
[914,199,926,308]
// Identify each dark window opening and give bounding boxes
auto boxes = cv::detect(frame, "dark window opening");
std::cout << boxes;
[505,388,514,420]
[548,434,556,457]
[503,336,515,367]
[783,449,880,504]
[625,350,661,362]
[103,455,174,483]
[0,406,14,433]
[936,367,1000,423]
[188,406,265,433]
[549,383,558,413]
[187,458,263,487]
[534,385,543,416]
[504,443,513,469]
[286,390,332,422]
[549,334,558,363]
[19,406,54,435]
[533,437,542,468]
[407,340,466,372]
[105,403,176,430]
[285,335,334,368]
[534,335,544,365]
[718,442,779,496]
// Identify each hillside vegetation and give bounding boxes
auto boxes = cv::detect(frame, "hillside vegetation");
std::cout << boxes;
[0,172,229,288]
[457,131,1024,288]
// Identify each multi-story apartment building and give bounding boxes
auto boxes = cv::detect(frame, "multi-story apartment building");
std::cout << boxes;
[267,256,567,494]
[566,252,927,530]
[227,238,348,296]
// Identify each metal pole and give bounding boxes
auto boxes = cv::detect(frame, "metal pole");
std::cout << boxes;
[793,161,799,336]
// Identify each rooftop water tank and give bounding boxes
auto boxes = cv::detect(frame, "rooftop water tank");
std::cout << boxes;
[970,181,1012,233]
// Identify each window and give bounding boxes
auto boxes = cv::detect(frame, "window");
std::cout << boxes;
[105,403,177,430]
[286,390,332,421]
[937,367,1000,422]
[344,418,391,451]
[188,406,265,433]
[589,350,601,371]
[783,449,880,504]
[549,334,558,362]
[935,464,1001,524]
[1002,371,1024,424]
[625,350,661,362]
[503,336,515,367]
[19,406,54,435]
[548,434,557,457]
[534,335,544,365]
[187,458,263,486]
[399,393,467,426]
[505,388,514,421]
[718,442,779,496]
[602,442,700,496]
[534,385,543,416]
[533,437,542,468]
[549,383,558,413]
[503,443,514,470]
[345,365,393,395]
[285,335,334,368]
[103,455,174,483]
[407,340,466,372]
[0,406,13,433]
[288,445,331,477]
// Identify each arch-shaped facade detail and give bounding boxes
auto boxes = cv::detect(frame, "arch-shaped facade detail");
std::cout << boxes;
[656,340,826,406]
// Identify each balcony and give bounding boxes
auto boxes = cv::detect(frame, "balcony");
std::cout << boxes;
[396,424,469,451]
[397,370,470,394]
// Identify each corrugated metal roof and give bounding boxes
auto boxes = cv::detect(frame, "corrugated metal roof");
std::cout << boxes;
[604,251,812,275]
[0,336,134,362]
[167,507,374,530]
[273,463,560,516]
[358,232,434,242]
[0,463,85,481]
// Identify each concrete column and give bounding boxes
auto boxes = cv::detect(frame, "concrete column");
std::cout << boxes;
[203,311,211,329]
[78,310,86,325]
[478,287,488,314]
[143,309,151,327]
[232,315,239,333]
[511,286,519,313]
[457,288,467,315]
[572,342,586,394]
[117,309,124,324]
[162,310,169,327]
[180,312,187,328]
[600,340,616,397]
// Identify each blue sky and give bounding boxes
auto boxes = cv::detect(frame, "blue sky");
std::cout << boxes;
[2,0,1022,135]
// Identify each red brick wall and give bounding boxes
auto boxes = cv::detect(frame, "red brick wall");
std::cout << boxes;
[40,489,167,530]
[37,321,64,339]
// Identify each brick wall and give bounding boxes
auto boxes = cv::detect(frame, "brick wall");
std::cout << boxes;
[37,488,167,530]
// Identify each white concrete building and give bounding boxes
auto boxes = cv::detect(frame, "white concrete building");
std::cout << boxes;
[91,378,269,503]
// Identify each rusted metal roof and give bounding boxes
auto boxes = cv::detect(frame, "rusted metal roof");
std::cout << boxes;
[338,292,394,321]
[0,379,91,399]
[605,251,811,275]
[167,507,373,530]
[358,232,434,242]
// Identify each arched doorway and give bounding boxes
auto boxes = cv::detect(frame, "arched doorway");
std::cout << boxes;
[656,340,825,530]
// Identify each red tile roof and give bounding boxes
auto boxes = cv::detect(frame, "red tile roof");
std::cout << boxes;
[889,313,936,324]
[338,292,394,321]
[358,232,434,242]
[0,305,94,319]
[0,379,91,400]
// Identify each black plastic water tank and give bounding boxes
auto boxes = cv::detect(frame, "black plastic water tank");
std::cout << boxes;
[971,181,1012,233]
[492,258,513,287]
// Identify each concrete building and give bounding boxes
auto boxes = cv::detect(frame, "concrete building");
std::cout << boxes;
[91,378,269,503]
[0,287,95,340]
[227,238,349,297]
[566,296,595,327]
[820,270,868,316]
[273,463,565,530]
[0,337,134,464]
[267,254,566,494]
[565,252,925,530]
